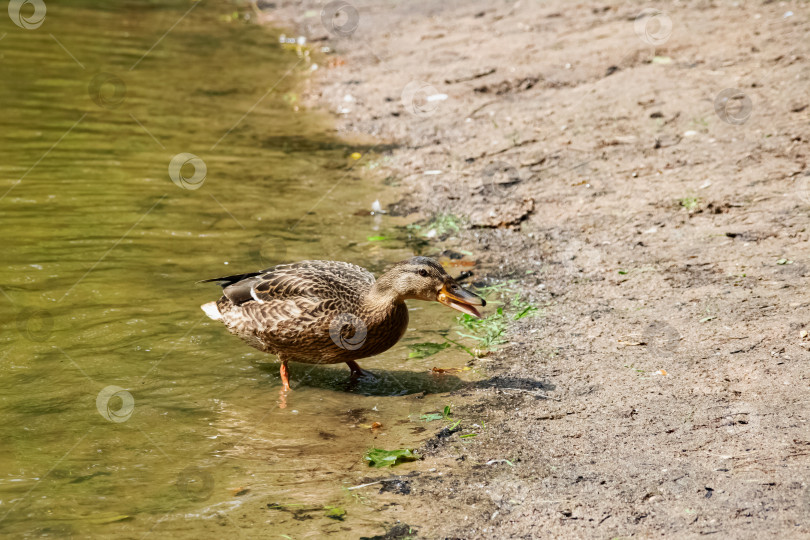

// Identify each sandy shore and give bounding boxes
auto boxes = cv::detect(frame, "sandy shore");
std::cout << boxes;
[261,0,810,537]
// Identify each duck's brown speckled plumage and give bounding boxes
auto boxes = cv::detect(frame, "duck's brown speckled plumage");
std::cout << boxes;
[200,256,485,390]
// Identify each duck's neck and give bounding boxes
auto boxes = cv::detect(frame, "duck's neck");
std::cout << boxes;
[363,276,404,320]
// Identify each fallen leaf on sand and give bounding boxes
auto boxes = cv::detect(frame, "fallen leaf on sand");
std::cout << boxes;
[363,448,420,468]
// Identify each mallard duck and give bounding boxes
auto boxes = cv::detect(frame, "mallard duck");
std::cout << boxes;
[200,256,485,391]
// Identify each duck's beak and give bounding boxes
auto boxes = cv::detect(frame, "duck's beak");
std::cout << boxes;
[437,281,486,319]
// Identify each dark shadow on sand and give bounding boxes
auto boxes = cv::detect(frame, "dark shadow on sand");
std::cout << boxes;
[257,363,555,398]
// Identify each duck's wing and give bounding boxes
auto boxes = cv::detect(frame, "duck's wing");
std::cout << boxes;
[201,260,375,307]
[201,261,377,357]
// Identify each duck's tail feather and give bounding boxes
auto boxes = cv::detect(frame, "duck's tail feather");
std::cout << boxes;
[201,301,222,321]
[198,270,265,288]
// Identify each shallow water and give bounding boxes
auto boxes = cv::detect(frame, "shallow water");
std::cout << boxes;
[0,2,476,537]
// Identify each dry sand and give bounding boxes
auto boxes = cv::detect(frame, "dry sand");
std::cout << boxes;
[262,0,810,537]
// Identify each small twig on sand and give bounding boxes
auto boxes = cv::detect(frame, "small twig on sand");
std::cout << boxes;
[486,459,514,466]
[498,387,561,401]
[468,99,498,118]
[346,480,384,491]
[473,138,539,160]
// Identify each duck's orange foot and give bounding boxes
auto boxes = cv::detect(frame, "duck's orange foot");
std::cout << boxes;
[278,361,291,409]
[280,361,291,392]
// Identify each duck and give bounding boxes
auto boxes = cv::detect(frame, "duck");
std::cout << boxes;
[200,256,486,391]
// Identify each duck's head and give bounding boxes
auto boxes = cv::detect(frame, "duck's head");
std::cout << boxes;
[379,256,486,318]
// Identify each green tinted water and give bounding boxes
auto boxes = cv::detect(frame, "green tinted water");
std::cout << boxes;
[0,1,475,537]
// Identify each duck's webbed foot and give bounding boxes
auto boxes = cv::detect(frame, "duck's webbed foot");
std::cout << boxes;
[346,360,377,383]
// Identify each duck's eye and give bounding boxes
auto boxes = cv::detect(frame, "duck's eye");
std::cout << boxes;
[418,269,429,277]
